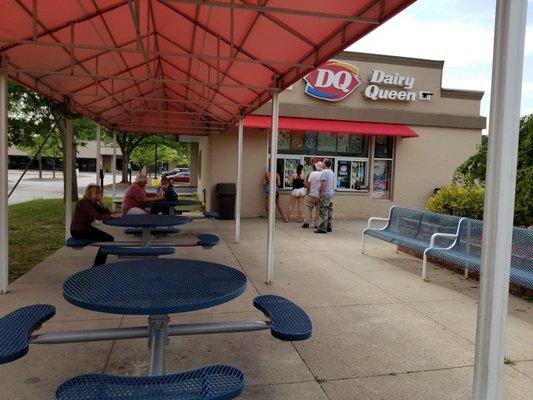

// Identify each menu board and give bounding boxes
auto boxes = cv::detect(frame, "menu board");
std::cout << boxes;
[349,135,364,155]
[318,132,337,152]
[290,132,304,151]
[304,131,318,153]
[278,130,290,151]
[336,133,350,153]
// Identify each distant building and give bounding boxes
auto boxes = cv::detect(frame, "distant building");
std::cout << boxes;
[8,141,123,172]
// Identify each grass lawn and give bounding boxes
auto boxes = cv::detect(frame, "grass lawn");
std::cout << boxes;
[9,198,65,282]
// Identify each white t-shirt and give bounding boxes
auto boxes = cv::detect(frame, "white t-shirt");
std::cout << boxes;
[307,170,322,197]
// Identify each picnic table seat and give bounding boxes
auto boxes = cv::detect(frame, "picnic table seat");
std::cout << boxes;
[203,211,219,219]
[197,234,220,249]
[253,295,312,341]
[363,206,462,254]
[66,237,92,249]
[0,304,55,363]
[55,364,245,400]
[100,246,175,257]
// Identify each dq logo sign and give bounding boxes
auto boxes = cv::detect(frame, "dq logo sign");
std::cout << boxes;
[303,60,361,102]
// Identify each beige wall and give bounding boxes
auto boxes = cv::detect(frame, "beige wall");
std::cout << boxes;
[198,128,268,217]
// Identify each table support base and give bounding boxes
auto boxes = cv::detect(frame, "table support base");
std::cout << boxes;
[149,315,169,376]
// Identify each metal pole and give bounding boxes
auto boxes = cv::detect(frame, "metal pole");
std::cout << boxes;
[266,89,279,284]
[95,123,101,184]
[112,129,117,212]
[473,1,527,400]
[0,63,9,293]
[64,118,73,241]
[235,114,244,243]
[148,315,168,376]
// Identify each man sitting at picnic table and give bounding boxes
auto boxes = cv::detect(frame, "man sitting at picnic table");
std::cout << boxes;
[122,174,163,215]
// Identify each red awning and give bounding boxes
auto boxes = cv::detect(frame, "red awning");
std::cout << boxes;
[0,0,416,135]
[243,115,418,138]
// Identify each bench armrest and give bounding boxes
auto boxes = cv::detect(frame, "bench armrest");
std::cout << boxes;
[364,217,390,231]
[425,232,458,254]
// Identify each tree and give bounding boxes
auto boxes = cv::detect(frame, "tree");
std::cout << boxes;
[8,80,95,201]
[111,132,153,183]
[130,136,180,176]
[18,131,62,178]
[452,114,533,226]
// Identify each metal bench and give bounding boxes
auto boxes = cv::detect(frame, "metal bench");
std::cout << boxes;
[65,237,93,249]
[425,218,533,288]
[363,206,463,277]
[100,246,175,258]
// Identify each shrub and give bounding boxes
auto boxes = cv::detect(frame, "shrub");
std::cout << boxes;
[426,185,485,220]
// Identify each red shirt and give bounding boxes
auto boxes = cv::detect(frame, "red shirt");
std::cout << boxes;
[70,198,112,232]
[122,183,147,214]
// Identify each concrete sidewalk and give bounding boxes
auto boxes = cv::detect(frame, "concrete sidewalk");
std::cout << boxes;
[0,218,531,399]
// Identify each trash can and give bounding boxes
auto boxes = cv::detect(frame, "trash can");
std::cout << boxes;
[216,183,236,220]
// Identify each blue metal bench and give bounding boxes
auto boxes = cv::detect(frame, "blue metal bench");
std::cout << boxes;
[425,218,533,289]
[100,246,175,258]
[362,206,463,279]
[55,364,245,400]
[203,211,219,219]
[0,304,55,363]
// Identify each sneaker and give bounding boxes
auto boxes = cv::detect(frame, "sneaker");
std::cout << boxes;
[302,223,309,228]
[314,229,327,234]
[327,227,332,232]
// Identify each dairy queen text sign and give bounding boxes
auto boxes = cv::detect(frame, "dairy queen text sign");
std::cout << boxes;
[303,60,361,101]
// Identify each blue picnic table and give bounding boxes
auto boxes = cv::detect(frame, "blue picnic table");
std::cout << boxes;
[104,214,191,247]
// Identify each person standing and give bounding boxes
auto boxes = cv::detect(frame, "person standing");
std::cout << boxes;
[302,162,323,228]
[284,164,307,223]
[263,169,287,220]
[315,159,335,234]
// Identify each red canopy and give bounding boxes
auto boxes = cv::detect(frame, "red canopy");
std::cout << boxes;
[0,0,416,135]
[243,115,419,137]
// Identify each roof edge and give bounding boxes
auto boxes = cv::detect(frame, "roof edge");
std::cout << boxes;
[441,88,485,101]
[338,51,444,69]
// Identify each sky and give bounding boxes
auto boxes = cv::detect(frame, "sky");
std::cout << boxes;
[348,0,533,123]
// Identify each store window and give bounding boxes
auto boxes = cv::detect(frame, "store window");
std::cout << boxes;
[273,130,369,191]
[372,136,394,199]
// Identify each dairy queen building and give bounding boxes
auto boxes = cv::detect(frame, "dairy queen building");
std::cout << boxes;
[191,51,486,219]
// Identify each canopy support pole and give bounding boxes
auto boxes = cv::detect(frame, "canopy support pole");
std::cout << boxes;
[472,1,527,399]
[95,123,101,185]
[112,129,117,212]
[0,61,9,293]
[64,118,73,241]
[235,113,244,243]
[266,88,279,284]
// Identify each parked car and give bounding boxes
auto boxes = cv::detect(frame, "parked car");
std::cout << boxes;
[161,167,189,178]
[167,172,190,184]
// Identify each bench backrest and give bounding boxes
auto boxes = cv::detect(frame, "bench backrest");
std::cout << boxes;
[455,219,533,270]
[387,206,462,245]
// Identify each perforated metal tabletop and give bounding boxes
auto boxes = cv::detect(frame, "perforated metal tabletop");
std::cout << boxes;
[103,214,191,228]
[63,259,247,315]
